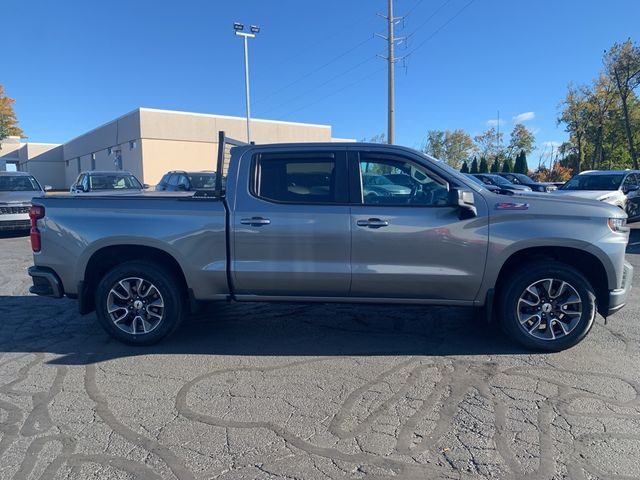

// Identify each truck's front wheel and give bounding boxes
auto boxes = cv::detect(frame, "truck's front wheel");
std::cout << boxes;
[95,261,185,345]
[498,262,596,351]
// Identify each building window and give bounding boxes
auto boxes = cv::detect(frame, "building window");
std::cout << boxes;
[65,160,69,167]
[107,147,113,156]
[91,153,96,171]
[76,158,81,174]
[129,140,137,150]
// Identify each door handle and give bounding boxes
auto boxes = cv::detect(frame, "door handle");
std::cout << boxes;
[357,218,389,228]
[240,217,271,226]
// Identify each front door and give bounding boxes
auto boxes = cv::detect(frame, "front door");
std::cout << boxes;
[349,151,489,301]
[232,149,351,297]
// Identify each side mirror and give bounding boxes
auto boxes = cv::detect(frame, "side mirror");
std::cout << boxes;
[449,188,477,218]
[143,184,150,190]
[44,185,52,191]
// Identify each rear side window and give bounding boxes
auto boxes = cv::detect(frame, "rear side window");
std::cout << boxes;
[254,153,346,204]
[623,174,638,187]
[167,174,179,187]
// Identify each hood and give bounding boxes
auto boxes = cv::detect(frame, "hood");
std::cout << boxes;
[553,190,621,202]
[0,190,44,204]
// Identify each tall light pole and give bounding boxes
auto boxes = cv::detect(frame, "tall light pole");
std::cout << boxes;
[234,22,259,142]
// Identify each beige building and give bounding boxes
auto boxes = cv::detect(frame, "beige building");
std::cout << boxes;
[1,108,349,189]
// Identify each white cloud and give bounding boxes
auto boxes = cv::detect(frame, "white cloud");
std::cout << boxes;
[486,118,506,128]
[512,111,535,123]
[541,140,562,149]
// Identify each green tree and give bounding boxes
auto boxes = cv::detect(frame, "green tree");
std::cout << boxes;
[490,158,500,172]
[424,129,475,169]
[507,124,536,158]
[604,39,640,169]
[513,150,529,174]
[460,160,469,173]
[479,157,489,173]
[470,157,479,174]
[502,158,512,172]
[0,85,24,148]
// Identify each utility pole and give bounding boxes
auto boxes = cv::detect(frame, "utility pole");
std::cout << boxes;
[234,22,260,142]
[377,0,403,145]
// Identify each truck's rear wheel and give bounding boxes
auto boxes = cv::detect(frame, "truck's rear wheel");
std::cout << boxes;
[95,261,185,345]
[498,262,596,351]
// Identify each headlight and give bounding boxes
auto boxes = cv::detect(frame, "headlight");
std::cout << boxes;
[608,217,629,233]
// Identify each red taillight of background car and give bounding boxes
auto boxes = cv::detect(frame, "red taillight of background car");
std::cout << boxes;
[29,205,45,252]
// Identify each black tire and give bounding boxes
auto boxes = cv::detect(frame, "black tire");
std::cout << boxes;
[95,261,185,345]
[498,261,596,352]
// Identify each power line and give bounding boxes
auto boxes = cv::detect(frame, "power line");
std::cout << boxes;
[279,66,386,119]
[404,0,455,40]
[253,35,375,107]
[258,55,377,116]
[405,0,477,58]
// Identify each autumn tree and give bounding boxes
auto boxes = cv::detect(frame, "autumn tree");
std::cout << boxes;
[473,127,504,161]
[507,124,535,158]
[0,85,24,147]
[423,129,475,169]
[604,39,640,169]
[558,85,590,172]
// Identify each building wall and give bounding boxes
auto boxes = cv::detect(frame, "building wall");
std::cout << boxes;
[19,145,65,189]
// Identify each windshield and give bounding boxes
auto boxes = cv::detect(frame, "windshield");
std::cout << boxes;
[0,175,41,192]
[89,174,143,190]
[483,175,511,186]
[187,174,216,189]
[511,173,533,184]
[465,174,487,186]
[560,174,624,191]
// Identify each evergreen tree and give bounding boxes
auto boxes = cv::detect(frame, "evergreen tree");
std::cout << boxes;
[460,160,469,173]
[479,157,489,173]
[470,157,479,174]
[502,158,512,172]
[490,158,500,172]
[514,150,529,174]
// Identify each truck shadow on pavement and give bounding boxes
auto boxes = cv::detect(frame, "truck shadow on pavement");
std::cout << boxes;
[0,295,530,365]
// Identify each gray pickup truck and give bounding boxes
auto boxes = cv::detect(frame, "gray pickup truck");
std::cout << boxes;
[27,133,633,351]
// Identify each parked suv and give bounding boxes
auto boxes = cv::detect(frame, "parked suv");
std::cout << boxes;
[0,171,50,231]
[554,170,640,221]
[70,171,146,194]
[497,172,557,192]
[155,171,218,192]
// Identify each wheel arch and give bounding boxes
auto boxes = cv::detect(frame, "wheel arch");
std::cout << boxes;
[80,244,188,314]
[494,246,610,316]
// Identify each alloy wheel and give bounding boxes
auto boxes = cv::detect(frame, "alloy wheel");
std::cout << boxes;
[107,277,165,335]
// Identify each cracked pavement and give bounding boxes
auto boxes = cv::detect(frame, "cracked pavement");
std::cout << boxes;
[1,229,639,479]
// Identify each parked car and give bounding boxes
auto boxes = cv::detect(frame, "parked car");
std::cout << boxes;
[554,170,640,221]
[472,173,533,192]
[463,173,504,193]
[0,171,50,232]
[497,172,557,192]
[70,171,147,194]
[28,135,632,351]
[155,171,218,192]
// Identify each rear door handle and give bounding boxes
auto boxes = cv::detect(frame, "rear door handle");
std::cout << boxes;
[240,217,271,226]
[357,218,389,228]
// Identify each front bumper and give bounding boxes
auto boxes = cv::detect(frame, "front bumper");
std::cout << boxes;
[28,266,64,298]
[607,260,633,316]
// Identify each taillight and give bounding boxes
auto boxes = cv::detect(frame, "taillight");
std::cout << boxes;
[29,205,45,252]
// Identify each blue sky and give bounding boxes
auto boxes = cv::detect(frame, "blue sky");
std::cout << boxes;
[4,0,639,165]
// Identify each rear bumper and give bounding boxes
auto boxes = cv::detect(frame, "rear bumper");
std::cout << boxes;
[607,260,633,316]
[28,266,64,298]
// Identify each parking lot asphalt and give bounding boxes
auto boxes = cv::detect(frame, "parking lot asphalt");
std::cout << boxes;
[0,230,639,480]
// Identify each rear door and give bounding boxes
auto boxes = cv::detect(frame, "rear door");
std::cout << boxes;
[231,148,351,297]
[623,173,640,219]
[349,150,489,301]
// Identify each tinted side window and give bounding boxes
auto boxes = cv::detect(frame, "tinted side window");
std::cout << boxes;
[255,155,338,204]
[358,156,449,206]
[623,174,638,187]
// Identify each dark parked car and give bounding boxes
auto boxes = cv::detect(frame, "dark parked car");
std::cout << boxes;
[497,172,557,192]
[463,174,504,193]
[472,174,532,192]
[362,173,412,199]
[156,171,218,192]
[70,171,146,195]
